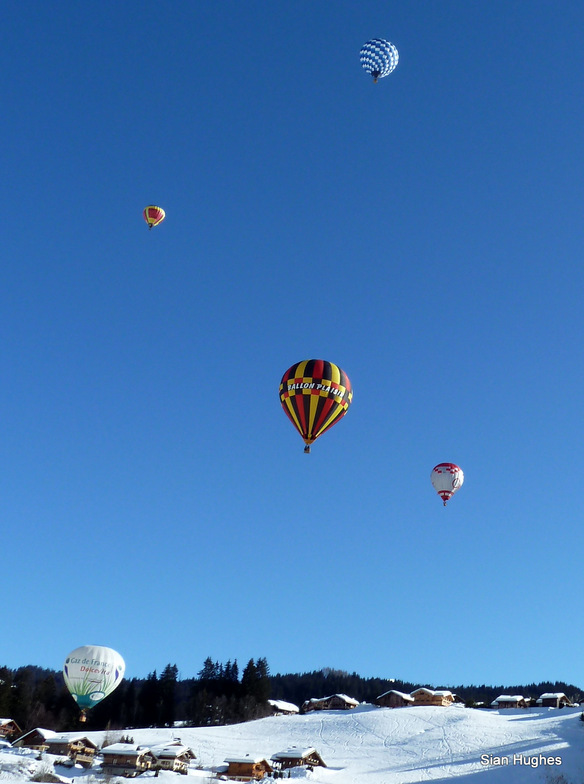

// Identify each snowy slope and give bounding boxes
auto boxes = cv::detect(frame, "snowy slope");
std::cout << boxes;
[1,705,583,783]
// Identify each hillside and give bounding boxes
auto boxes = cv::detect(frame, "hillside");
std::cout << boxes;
[2,704,584,783]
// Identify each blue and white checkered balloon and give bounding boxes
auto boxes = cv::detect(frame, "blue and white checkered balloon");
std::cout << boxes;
[360,39,399,82]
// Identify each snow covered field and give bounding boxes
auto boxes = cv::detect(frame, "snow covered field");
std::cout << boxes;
[1,704,583,784]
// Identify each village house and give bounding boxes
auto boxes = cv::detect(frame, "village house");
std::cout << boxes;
[491,695,529,709]
[537,693,573,708]
[150,742,196,774]
[43,735,98,767]
[375,690,415,709]
[300,694,359,713]
[101,743,157,777]
[271,747,326,771]
[223,754,273,781]
[267,699,299,716]
[12,729,58,750]
[0,720,22,740]
[411,688,454,707]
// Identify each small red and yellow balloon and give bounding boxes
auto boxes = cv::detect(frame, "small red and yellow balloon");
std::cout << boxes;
[143,205,165,230]
[279,359,352,453]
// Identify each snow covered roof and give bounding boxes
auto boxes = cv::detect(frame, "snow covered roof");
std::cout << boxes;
[268,699,299,713]
[332,693,359,704]
[272,747,316,760]
[150,744,194,759]
[16,729,58,742]
[377,690,414,701]
[44,735,96,747]
[411,688,453,698]
[225,755,269,764]
[491,695,525,705]
[101,743,149,756]
[539,693,566,699]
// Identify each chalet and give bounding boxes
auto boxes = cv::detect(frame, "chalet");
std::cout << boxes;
[43,736,98,767]
[300,694,359,713]
[537,693,573,708]
[101,743,157,777]
[267,699,299,716]
[0,720,22,740]
[150,742,196,774]
[224,755,273,781]
[375,690,415,709]
[411,688,454,707]
[491,695,529,709]
[271,747,326,771]
[12,728,58,750]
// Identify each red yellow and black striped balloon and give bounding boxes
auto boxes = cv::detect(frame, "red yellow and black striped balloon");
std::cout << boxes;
[143,205,166,229]
[279,359,353,453]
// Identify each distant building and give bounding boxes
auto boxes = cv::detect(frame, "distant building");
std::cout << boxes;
[411,688,454,707]
[12,729,58,750]
[150,742,196,774]
[375,690,415,709]
[537,693,573,708]
[101,743,157,777]
[300,694,359,713]
[491,695,529,709]
[43,735,98,767]
[0,720,21,740]
[271,747,326,771]
[224,754,273,780]
[267,699,299,715]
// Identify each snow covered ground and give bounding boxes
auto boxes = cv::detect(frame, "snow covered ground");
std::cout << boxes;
[1,704,583,783]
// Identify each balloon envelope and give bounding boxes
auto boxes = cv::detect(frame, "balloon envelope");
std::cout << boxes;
[63,645,125,712]
[431,463,464,506]
[279,359,352,452]
[360,38,399,82]
[143,205,165,229]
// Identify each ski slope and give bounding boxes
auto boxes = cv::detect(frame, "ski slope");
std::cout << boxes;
[1,704,583,783]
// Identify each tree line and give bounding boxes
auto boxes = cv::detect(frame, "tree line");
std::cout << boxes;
[270,670,583,710]
[1,660,581,735]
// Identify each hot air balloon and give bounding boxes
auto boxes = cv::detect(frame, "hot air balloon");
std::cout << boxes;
[431,463,464,506]
[143,205,165,229]
[63,645,125,721]
[279,359,352,453]
[360,38,399,83]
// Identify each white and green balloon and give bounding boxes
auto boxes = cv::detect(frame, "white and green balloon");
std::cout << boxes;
[63,645,125,717]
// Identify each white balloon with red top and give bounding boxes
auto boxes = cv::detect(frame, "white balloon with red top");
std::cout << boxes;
[431,463,464,506]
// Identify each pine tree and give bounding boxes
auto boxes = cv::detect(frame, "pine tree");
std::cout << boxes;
[241,659,257,697]
[198,657,219,683]
[11,668,35,729]
[255,658,271,702]
[159,664,178,727]
[0,668,13,718]
[137,671,160,727]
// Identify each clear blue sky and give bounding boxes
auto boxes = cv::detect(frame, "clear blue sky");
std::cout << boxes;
[2,1,584,690]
